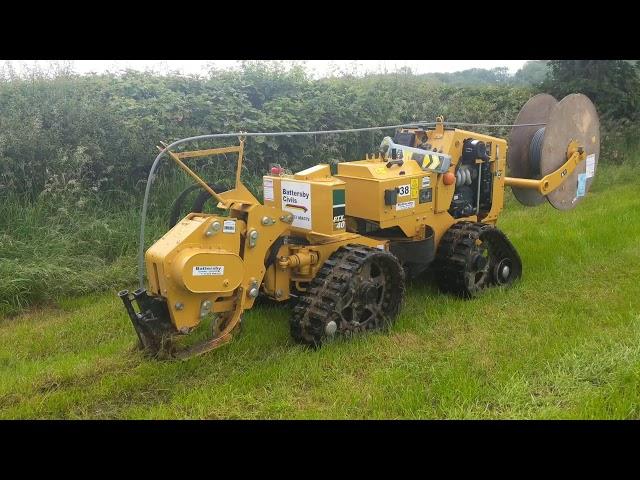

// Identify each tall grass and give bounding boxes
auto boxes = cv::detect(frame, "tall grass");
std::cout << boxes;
[0,195,141,315]
[0,163,265,316]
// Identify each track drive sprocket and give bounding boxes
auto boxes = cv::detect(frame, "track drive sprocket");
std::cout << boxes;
[290,245,405,347]
[433,221,522,298]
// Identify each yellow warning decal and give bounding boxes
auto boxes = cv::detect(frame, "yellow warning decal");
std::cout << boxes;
[410,178,419,199]
[423,154,440,170]
[429,154,440,170]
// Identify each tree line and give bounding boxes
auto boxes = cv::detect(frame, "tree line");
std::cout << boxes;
[0,60,636,206]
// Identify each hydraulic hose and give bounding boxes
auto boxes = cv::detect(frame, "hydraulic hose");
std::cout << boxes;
[168,183,229,228]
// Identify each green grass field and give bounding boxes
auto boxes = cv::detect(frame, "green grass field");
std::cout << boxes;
[1,168,639,419]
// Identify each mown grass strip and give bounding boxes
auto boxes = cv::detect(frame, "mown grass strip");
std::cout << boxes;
[0,168,638,419]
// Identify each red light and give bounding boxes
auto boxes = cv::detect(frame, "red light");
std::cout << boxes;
[443,172,456,185]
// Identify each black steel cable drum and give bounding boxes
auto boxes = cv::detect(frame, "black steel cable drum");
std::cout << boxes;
[528,127,545,177]
[507,93,557,207]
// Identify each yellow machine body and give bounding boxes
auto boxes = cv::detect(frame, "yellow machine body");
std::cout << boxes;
[334,126,508,243]
[262,164,347,237]
[145,125,511,330]
[120,104,594,358]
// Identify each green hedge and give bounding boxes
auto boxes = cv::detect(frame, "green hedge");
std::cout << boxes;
[0,65,533,201]
[0,63,635,207]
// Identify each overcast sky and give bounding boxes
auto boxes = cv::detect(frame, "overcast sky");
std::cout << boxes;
[2,60,528,78]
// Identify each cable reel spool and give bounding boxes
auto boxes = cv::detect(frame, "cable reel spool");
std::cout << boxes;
[507,93,600,210]
[528,126,545,178]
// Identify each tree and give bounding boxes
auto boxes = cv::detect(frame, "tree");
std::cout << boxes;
[513,61,548,86]
[541,60,640,119]
[426,67,511,86]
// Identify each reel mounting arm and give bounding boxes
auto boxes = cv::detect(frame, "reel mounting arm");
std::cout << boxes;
[504,140,586,195]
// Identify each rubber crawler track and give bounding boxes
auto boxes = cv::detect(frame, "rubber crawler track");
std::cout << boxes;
[434,221,522,297]
[290,244,405,347]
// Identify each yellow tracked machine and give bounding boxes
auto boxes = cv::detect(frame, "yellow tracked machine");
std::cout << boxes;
[118,93,600,359]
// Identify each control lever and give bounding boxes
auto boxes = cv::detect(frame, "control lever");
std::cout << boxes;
[386,158,404,168]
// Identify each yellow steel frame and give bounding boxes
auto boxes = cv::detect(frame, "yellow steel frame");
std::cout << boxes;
[159,139,258,209]
[142,125,591,360]
[504,140,586,195]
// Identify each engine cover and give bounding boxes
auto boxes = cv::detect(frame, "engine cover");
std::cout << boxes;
[145,213,245,329]
[172,248,244,294]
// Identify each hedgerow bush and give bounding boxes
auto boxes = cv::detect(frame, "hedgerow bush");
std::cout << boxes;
[0,62,636,315]
[0,64,536,204]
